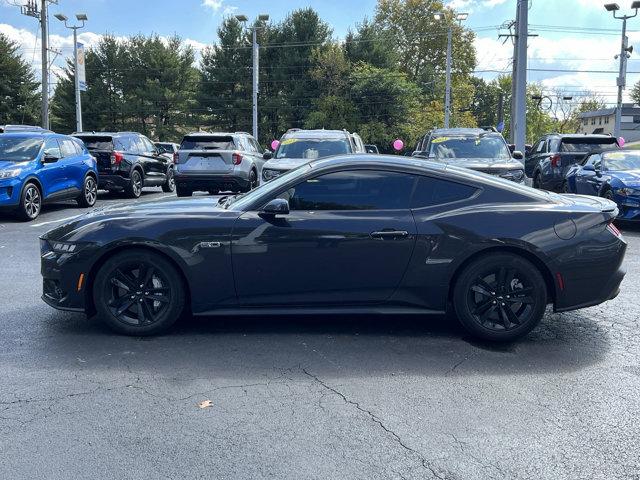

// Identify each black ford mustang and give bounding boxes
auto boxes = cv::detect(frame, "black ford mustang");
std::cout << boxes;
[40,155,626,341]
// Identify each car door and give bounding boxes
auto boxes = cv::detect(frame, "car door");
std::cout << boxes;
[248,137,266,178]
[58,138,84,193]
[38,137,67,199]
[138,135,166,184]
[584,154,604,196]
[231,169,418,306]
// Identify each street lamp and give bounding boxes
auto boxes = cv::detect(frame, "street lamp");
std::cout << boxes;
[235,13,269,141]
[433,11,469,128]
[55,12,88,132]
[604,1,639,138]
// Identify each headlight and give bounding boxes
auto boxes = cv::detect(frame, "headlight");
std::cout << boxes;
[499,169,525,182]
[262,168,283,182]
[0,168,22,179]
[617,187,640,196]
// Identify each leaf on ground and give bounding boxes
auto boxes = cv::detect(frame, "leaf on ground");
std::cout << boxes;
[197,400,213,409]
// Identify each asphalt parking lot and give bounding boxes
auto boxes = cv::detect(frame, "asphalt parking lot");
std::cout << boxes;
[1,190,639,480]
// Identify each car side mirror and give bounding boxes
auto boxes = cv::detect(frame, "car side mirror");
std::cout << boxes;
[43,153,59,163]
[263,151,273,160]
[583,164,595,172]
[512,150,524,160]
[260,198,289,216]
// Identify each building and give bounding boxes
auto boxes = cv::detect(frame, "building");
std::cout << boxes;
[576,103,640,142]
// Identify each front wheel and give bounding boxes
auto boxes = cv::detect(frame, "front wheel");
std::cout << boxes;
[93,250,185,336]
[602,189,614,201]
[16,183,42,221]
[452,253,547,342]
[124,170,143,198]
[77,175,98,207]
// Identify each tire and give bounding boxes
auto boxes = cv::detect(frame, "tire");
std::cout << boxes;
[176,186,192,197]
[16,182,42,221]
[124,169,143,198]
[77,175,98,207]
[532,172,541,190]
[162,168,175,193]
[93,249,185,336]
[248,169,258,191]
[562,181,570,194]
[602,189,614,201]
[452,253,547,342]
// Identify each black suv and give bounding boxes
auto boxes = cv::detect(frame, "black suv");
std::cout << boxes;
[73,132,175,198]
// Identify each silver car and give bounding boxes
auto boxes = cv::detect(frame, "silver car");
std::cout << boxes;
[174,132,267,197]
[261,129,366,182]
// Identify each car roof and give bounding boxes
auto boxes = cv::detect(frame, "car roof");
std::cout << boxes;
[183,132,242,137]
[1,131,57,138]
[430,128,493,137]
[282,129,350,139]
[72,132,140,137]
[548,134,616,139]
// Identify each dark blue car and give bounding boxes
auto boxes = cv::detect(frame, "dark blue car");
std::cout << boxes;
[0,132,98,220]
[564,149,640,220]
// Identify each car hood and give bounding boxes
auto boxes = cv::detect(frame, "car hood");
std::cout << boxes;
[42,197,233,241]
[263,157,311,170]
[0,160,31,169]
[610,169,640,186]
[431,157,523,170]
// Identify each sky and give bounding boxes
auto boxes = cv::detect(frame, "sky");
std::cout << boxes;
[1,0,640,107]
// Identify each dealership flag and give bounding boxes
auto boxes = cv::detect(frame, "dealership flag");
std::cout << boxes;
[77,42,87,91]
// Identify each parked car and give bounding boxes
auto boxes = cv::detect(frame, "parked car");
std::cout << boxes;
[73,132,175,198]
[413,128,525,183]
[564,149,640,221]
[0,131,97,220]
[365,144,379,154]
[41,155,625,342]
[526,134,619,191]
[154,142,179,157]
[173,131,265,197]
[508,143,532,156]
[261,129,366,182]
[0,125,48,134]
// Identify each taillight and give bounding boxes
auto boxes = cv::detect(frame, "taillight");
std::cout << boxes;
[232,152,243,165]
[110,151,124,165]
[550,153,561,168]
[607,223,622,238]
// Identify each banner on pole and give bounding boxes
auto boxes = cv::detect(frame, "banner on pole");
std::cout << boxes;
[77,42,87,91]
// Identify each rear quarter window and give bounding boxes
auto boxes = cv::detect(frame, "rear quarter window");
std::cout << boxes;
[411,176,478,209]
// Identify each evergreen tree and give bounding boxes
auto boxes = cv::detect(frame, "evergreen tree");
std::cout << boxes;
[0,33,40,126]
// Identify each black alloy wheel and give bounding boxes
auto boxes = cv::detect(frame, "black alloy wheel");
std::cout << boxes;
[17,183,42,221]
[126,170,143,198]
[78,176,98,207]
[453,253,547,341]
[94,250,185,335]
[162,168,175,193]
[249,169,258,190]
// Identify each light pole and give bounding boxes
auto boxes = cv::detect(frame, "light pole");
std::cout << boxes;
[55,12,87,132]
[235,13,269,141]
[434,11,468,128]
[605,2,639,139]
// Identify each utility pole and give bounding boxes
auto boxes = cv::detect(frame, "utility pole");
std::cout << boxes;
[513,0,528,158]
[55,13,88,133]
[235,13,270,141]
[605,2,639,139]
[434,11,469,129]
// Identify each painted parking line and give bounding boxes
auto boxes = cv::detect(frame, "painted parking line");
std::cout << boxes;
[30,215,81,228]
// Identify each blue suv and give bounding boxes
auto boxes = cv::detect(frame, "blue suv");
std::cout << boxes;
[0,131,98,221]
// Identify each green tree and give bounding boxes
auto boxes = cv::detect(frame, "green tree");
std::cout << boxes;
[344,18,398,69]
[0,33,40,126]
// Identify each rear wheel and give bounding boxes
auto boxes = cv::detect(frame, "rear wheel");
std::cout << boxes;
[77,175,98,207]
[16,182,42,221]
[562,180,570,194]
[93,250,185,336]
[452,253,547,342]
[176,186,192,197]
[532,172,542,190]
[248,169,258,190]
[124,170,143,198]
[162,168,175,193]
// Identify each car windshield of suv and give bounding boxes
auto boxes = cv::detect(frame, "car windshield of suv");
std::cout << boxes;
[604,151,640,171]
[428,135,511,160]
[0,136,43,162]
[156,143,173,153]
[560,138,617,152]
[275,138,350,160]
[75,136,113,150]
[181,136,235,150]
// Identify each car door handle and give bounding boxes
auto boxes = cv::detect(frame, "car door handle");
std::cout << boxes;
[370,230,409,239]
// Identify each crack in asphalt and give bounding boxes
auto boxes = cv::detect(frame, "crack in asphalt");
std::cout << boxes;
[302,368,449,480]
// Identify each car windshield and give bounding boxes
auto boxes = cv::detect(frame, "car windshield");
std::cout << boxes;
[181,136,235,150]
[275,138,351,160]
[428,135,511,160]
[604,151,640,170]
[156,143,173,153]
[75,136,113,150]
[561,138,617,152]
[0,136,43,162]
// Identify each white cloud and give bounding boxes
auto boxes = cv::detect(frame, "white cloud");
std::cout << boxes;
[201,0,223,11]
[483,0,508,7]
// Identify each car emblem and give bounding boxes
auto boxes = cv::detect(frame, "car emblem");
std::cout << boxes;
[191,241,222,253]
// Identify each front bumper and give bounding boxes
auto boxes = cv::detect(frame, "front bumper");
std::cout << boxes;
[174,173,250,192]
[0,177,24,208]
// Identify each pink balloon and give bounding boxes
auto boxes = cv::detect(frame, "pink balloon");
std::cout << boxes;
[618,136,626,147]
[271,140,280,151]
[393,139,404,151]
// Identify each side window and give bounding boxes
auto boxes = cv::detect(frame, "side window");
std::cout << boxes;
[411,176,478,209]
[71,138,85,154]
[283,170,417,211]
[43,138,61,158]
[141,136,156,153]
[250,138,262,152]
[548,137,560,152]
[535,140,546,153]
[132,136,146,154]
[115,136,132,152]
[591,154,602,169]
[60,139,79,157]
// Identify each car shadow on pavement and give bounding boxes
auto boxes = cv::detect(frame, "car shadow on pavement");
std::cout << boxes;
[23,308,612,380]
